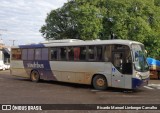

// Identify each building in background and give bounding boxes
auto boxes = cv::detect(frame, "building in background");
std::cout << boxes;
[0,39,10,70]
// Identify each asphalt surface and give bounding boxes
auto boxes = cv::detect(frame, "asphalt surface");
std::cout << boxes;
[0,70,160,113]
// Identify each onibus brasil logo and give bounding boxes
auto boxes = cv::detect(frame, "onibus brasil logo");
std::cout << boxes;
[2,105,42,111]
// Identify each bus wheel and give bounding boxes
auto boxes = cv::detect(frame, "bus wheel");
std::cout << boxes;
[93,75,108,90]
[30,70,40,82]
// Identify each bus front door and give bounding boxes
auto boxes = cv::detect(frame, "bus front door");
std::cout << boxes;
[111,52,125,88]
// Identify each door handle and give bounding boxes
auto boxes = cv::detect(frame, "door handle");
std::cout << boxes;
[113,75,115,76]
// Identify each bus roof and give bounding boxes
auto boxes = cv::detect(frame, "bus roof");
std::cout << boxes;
[12,39,143,49]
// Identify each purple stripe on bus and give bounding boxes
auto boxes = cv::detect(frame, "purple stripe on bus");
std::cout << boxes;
[19,44,45,49]
[23,60,57,81]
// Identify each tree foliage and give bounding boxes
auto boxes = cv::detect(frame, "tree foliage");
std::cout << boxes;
[40,0,160,59]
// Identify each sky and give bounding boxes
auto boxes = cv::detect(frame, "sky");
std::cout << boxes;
[0,0,67,46]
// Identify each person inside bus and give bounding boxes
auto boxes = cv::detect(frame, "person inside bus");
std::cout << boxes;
[74,47,80,61]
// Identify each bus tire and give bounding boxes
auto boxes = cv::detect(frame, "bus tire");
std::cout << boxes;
[30,70,40,82]
[92,75,108,90]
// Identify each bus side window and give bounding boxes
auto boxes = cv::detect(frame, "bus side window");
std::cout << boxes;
[68,47,74,61]
[88,46,96,61]
[79,46,86,61]
[42,48,48,60]
[35,49,41,60]
[22,49,27,60]
[60,47,67,61]
[96,46,103,61]
[104,45,111,62]
[12,49,22,60]
[28,49,34,60]
[74,47,80,61]
[50,48,58,60]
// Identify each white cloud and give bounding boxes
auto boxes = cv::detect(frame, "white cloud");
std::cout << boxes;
[0,0,67,46]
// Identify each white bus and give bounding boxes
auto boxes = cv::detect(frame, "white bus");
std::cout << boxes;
[10,39,149,90]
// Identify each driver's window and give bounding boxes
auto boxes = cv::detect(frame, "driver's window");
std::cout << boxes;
[113,52,123,72]
[112,45,132,74]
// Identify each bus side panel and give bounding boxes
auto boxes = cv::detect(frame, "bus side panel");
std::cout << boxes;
[49,61,105,84]
[23,60,56,81]
[11,60,29,78]
[61,72,76,83]
[124,75,132,89]
[103,62,112,87]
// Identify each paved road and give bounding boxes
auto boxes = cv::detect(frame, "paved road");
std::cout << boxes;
[0,70,160,113]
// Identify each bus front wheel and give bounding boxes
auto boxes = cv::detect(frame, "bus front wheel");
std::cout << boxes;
[93,75,108,90]
[30,70,40,82]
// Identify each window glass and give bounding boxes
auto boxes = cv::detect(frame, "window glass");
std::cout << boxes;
[28,49,34,60]
[88,46,96,61]
[111,44,133,74]
[68,47,74,61]
[12,49,21,60]
[74,47,80,61]
[79,46,86,61]
[50,48,59,60]
[60,47,67,60]
[42,48,48,60]
[35,49,41,60]
[96,46,103,61]
[104,45,112,62]
[22,49,27,60]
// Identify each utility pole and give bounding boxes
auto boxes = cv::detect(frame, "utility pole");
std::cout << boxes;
[0,29,7,47]
[9,39,17,46]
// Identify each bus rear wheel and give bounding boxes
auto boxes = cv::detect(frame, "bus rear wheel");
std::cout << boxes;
[93,75,108,90]
[30,70,40,82]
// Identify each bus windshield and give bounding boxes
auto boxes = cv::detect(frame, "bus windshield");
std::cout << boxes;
[132,44,149,72]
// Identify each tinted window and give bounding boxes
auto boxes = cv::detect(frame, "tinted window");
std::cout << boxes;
[42,48,48,60]
[60,47,67,60]
[50,48,59,60]
[88,46,96,61]
[12,49,21,60]
[104,45,112,62]
[79,46,86,61]
[74,47,80,61]
[35,49,41,60]
[96,46,103,61]
[22,49,27,60]
[68,47,74,61]
[111,44,132,74]
[28,49,34,60]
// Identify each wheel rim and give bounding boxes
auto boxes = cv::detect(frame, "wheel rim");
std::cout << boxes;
[32,71,38,81]
[96,78,105,87]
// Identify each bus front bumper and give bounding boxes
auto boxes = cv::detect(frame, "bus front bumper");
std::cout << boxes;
[132,78,149,89]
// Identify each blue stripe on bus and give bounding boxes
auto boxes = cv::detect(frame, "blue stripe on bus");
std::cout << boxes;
[23,60,56,80]
[19,44,45,48]
[132,78,149,89]
[19,44,56,80]
[132,78,143,89]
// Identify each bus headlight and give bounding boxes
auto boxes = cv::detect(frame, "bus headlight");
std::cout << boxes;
[136,73,142,79]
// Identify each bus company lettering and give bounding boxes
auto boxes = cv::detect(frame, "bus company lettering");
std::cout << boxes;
[27,62,44,68]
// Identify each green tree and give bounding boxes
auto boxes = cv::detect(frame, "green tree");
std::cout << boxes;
[40,0,160,59]
[101,0,160,59]
[40,0,105,40]
[40,2,79,40]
